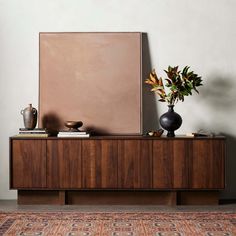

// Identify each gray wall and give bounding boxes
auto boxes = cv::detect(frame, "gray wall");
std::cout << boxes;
[0,0,236,199]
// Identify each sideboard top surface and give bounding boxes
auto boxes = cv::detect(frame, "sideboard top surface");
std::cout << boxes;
[10,135,226,140]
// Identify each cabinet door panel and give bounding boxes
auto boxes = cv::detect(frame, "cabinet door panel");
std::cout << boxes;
[153,140,173,188]
[153,140,189,189]
[11,140,46,188]
[82,140,118,188]
[190,140,225,189]
[153,139,225,189]
[118,140,152,189]
[47,140,82,188]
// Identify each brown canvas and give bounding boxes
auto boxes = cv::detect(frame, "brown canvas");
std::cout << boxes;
[39,32,142,134]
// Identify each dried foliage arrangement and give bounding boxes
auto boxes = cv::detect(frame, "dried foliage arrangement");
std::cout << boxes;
[145,66,203,105]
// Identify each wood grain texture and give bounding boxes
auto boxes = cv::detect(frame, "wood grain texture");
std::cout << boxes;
[47,140,82,188]
[152,139,191,189]
[153,140,174,188]
[190,139,225,189]
[172,140,190,188]
[118,140,152,188]
[153,139,225,189]
[10,137,225,193]
[82,140,118,188]
[11,140,46,188]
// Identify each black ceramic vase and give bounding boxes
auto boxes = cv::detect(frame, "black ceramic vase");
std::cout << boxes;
[159,105,182,137]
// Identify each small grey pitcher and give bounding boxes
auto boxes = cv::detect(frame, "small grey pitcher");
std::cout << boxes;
[21,104,37,129]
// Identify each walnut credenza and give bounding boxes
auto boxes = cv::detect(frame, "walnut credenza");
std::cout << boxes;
[9,136,225,205]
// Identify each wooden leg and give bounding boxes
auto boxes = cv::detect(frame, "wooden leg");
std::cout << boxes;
[178,191,219,205]
[18,190,66,205]
[59,191,66,205]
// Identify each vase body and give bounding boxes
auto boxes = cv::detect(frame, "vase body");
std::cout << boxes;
[159,105,182,137]
[21,104,37,129]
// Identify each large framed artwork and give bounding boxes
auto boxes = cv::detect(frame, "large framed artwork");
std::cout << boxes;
[39,32,142,134]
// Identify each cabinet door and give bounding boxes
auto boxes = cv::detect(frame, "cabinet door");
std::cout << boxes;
[118,140,152,189]
[153,139,225,189]
[47,140,82,188]
[153,140,189,189]
[11,140,46,188]
[82,140,118,188]
[189,139,225,189]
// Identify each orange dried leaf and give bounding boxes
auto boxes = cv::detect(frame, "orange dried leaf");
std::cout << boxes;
[149,73,157,83]
[151,87,158,91]
[159,78,164,86]
[145,79,155,85]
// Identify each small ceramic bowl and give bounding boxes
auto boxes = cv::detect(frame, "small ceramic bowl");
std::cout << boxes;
[147,129,164,137]
[65,121,83,131]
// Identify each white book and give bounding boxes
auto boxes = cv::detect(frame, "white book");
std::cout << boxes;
[58,131,87,135]
[57,133,90,138]
[19,129,47,133]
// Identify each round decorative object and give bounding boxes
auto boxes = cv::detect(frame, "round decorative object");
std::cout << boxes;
[64,121,83,131]
[20,104,37,129]
[159,105,182,137]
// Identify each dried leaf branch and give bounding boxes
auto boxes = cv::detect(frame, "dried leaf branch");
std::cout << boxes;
[145,66,203,105]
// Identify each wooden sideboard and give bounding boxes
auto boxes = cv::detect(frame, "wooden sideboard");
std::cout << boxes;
[9,136,225,205]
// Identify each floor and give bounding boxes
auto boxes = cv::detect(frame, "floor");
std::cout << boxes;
[0,200,236,212]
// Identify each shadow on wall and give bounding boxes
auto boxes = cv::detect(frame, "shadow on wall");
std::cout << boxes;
[200,76,236,110]
[142,33,159,133]
[199,75,236,199]
[42,113,61,135]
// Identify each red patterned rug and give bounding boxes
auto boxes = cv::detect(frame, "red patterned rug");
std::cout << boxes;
[0,211,236,235]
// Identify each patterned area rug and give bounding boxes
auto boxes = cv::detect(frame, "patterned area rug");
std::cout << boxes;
[0,211,236,235]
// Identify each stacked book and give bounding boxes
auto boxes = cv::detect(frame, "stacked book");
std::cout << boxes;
[57,130,90,138]
[186,131,215,137]
[16,128,49,137]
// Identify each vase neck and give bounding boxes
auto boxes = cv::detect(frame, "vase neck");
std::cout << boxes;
[167,105,174,112]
